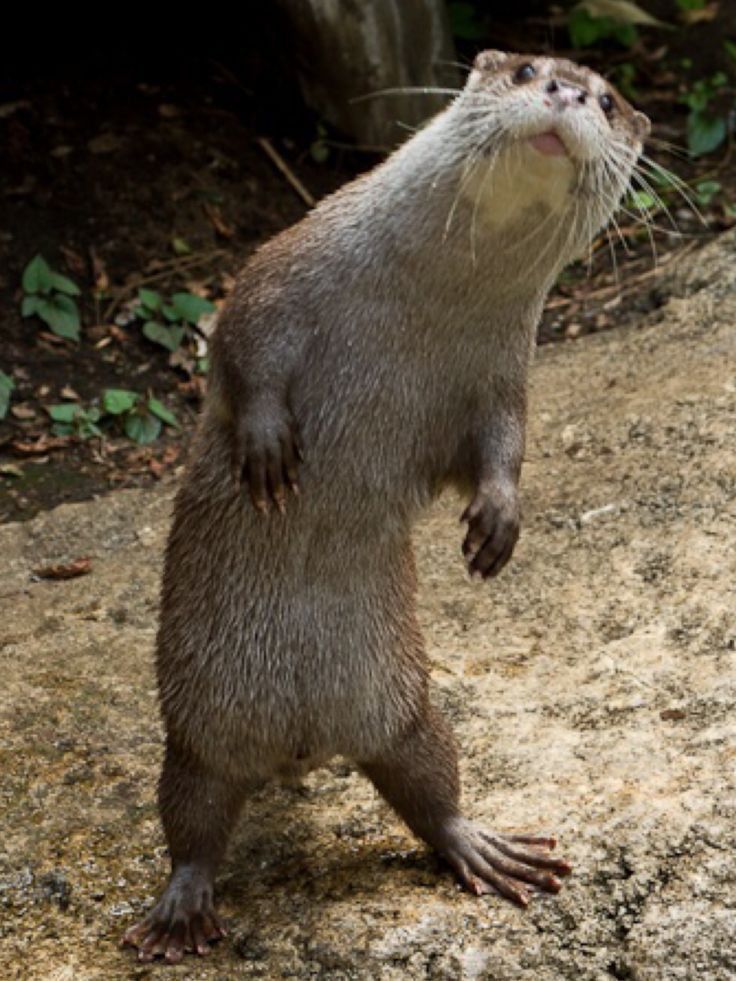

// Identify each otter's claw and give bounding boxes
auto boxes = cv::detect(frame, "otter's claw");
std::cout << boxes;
[462,484,520,579]
[233,411,303,515]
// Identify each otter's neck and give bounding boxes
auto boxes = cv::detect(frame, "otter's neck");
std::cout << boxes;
[333,111,592,301]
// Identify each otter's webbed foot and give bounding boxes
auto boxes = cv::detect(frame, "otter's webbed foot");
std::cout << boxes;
[122,865,225,964]
[439,817,572,906]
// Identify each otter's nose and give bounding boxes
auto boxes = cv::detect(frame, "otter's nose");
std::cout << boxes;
[545,79,587,108]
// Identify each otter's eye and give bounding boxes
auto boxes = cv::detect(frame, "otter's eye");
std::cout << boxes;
[513,63,536,84]
[599,92,614,115]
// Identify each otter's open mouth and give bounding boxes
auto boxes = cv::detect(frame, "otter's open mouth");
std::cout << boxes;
[528,131,568,158]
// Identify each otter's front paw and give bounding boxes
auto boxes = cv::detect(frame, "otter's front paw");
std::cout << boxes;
[233,405,303,514]
[461,484,520,578]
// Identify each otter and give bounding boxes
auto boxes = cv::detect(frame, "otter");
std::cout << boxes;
[123,50,649,963]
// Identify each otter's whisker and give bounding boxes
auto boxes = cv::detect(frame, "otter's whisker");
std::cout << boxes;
[645,136,691,162]
[469,150,497,265]
[351,87,463,104]
[443,149,483,242]
[639,155,708,227]
[605,225,621,287]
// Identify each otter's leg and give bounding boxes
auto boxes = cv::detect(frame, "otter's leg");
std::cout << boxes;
[122,740,246,964]
[359,704,572,906]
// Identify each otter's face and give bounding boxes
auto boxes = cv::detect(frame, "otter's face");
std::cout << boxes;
[465,50,649,164]
[457,51,649,230]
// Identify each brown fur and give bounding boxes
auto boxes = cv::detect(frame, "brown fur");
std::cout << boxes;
[123,50,647,964]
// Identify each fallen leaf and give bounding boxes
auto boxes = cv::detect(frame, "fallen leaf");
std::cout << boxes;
[11,435,72,455]
[51,145,74,158]
[90,246,109,292]
[11,402,37,420]
[680,2,718,25]
[60,385,81,401]
[5,176,36,197]
[33,557,92,580]
[168,349,195,375]
[0,463,23,478]
[88,132,125,154]
[158,103,182,118]
[59,246,86,276]
[204,202,235,239]
[149,446,180,478]
[178,376,207,400]
[38,331,69,346]
[579,0,669,27]
[0,99,31,119]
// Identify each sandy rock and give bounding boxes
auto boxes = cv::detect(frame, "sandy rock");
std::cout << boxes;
[1,232,735,979]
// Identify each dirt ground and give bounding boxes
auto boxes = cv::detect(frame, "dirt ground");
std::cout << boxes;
[1,227,734,980]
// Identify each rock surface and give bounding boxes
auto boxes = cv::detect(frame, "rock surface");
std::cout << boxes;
[1,231,736,979]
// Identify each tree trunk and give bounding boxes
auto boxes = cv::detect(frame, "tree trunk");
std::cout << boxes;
[279,0,459,149]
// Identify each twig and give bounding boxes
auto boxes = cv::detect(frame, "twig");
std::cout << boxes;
[102,250,226,322]
[256,137,316,208]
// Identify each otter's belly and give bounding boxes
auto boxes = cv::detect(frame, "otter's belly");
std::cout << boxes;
[158,480,427,770]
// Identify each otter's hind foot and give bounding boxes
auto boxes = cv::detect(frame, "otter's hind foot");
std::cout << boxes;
[440,818,572,906]
[122,865,225,964]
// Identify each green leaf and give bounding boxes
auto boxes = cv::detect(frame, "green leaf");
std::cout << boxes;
[688,111,727,157]
[0,370,14,420]
[569,8,607,46]
[725,41,736,67]
[143,321,185,352]
[22,255,53,295]
[21,295,41,317]
[612,23,637,46]
[694,179,721,205]
[50,271,81,296]
[78,419,103,439]
[125,410,161,444]
[676,0,706,9]
[102,388,139,415]
[568,8,637,47]
[47,403,81,423]
[147,397,179,427]
[170,292,215,325]
[172,237,191,256]
[162,305,180,323]
[310,140,329,164]
[629,190,656,210]
[36,295,81,340]
[195,356,209,375]
[138,288,162,312]
[51,422,74,436]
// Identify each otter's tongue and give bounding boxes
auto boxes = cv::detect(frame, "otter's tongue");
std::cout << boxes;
[529,131,567,157]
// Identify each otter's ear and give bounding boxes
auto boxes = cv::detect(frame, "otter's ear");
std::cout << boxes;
[633,111,651,140]
[473,50,508,73]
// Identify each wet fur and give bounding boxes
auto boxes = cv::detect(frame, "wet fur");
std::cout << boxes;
[128,50,648,963]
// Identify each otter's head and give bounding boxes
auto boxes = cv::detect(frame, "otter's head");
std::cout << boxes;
[455,51,650,241]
